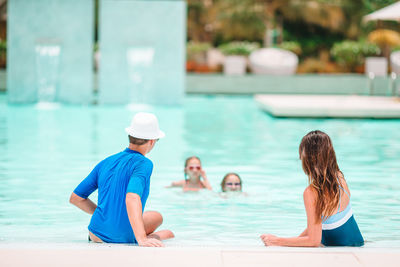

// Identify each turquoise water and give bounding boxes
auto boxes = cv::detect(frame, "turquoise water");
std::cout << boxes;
[0,93,399,247]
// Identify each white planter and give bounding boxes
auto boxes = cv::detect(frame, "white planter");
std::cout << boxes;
[365,57,388,77]
[223,55,247,75]
[207,48,225,69]
[391,51,400,75]
[249,48,298,75]
[365,57,388,95]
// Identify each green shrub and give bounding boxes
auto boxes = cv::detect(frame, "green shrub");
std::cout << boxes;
[187,41,211,54]
[218,41,259,56]
[277,41,302,55]
[361,42,381,57]
[0,40,6,53]
[187,41,211,62]
[0,40,6,68]
[392,45,400,52]
[330,41,380,71]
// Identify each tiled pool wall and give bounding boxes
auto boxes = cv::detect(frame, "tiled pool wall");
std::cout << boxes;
[7,0,94,104]
[0,72,395,98]
[6,0,186,105]
[185,74,395,96]
[98,0,186,105]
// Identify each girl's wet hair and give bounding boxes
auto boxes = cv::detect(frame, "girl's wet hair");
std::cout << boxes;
[220,173,242,192]
[299,130,343,222]
[184,156,201,167]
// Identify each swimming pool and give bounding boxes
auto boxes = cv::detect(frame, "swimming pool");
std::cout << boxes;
[0,93,399,247]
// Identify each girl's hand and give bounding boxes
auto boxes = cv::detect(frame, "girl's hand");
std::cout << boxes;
[199,168,212,190]
[260,234,281,246]
[200,168,208,180]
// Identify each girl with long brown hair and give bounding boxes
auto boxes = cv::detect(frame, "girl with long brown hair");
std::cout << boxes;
[260,130,364,247]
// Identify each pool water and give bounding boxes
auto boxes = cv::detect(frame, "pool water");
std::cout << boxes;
[0,94,399,247]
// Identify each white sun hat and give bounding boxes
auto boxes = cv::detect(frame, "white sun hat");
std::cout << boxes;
[125,112,165,140]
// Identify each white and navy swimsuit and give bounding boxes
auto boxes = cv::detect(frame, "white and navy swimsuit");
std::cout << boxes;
[321,185,364,247]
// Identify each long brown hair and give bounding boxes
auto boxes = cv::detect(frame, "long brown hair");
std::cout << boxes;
[299,130,343,222]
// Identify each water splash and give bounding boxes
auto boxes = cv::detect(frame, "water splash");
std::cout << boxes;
[35,45,61,103]
[126,103,154,112]
[126,47,155,105]
[35,102,61,110]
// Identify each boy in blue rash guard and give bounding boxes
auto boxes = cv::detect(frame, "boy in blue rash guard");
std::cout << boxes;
[70,112,174,247]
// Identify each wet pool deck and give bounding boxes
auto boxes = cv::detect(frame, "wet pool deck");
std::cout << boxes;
[255,94,400,118]
[1,244,400,267]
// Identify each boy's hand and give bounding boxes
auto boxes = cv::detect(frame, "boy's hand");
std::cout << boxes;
[138,237,164,247]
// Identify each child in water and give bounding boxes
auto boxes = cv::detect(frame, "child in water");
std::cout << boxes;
[260,130,364,247]
[220,173,242,192]
[170,156,212,192]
